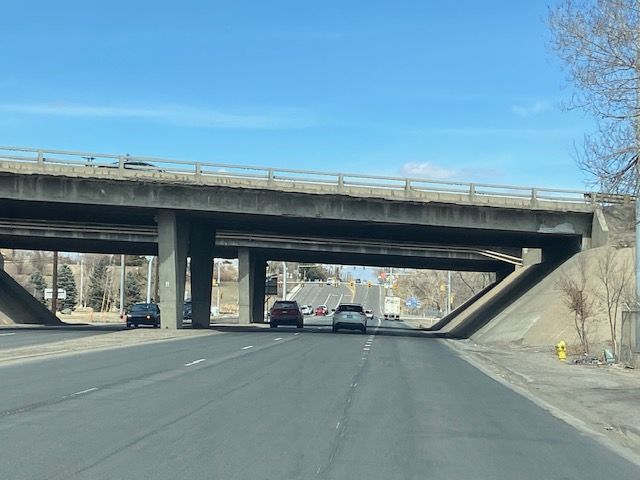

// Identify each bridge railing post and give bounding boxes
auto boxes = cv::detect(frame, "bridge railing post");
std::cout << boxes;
[530,188,538,208]
[338,174,344,192]
[469,183,476,202]
[37,149,44,166]
[195,162,202,176]
[118,155,125,172]
[404,179,411,194]
[268,168,275,186]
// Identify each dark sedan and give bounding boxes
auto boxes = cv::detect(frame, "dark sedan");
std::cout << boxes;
[125,303,161,328]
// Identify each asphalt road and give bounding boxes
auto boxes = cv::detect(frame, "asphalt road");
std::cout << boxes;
[0,325,124,349]
[293,283,421,331]
[0,328,638,479]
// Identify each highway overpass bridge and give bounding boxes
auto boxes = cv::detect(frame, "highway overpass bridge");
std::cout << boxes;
[0,146,612,330]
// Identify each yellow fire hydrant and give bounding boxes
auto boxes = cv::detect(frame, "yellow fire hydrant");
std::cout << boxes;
[555,340,567,360]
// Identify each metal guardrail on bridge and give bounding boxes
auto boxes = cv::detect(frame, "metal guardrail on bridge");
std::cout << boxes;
[0,146,629,209]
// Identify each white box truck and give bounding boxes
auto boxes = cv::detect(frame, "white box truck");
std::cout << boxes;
[384,296,401,321]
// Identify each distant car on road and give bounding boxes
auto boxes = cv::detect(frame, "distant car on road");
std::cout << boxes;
[270,301,303,329]
[332,303,367,334]
[315,305,328,316]
[365,309,374,321]
[300,304,313,315]
[183,301,192,320]
[125,303,160,328]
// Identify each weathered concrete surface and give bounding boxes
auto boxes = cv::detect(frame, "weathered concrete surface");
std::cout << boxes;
[0,269,62,326]
[0,171,593,240]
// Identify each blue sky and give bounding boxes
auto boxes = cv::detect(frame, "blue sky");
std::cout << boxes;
[0,0,593,188]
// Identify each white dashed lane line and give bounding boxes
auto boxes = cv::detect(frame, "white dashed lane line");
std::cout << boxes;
[0,333,17,337]
[274,337,283,341]
[72,387,98,396]
[241,345,254,350]
[184,359,206,367]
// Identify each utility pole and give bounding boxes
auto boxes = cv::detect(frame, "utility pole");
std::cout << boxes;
[119,254,125,315]
[51,251,58,313]
[446,271,451,315]
[79,254,84,308]
[282,262,287,300]
[216,258,221,312]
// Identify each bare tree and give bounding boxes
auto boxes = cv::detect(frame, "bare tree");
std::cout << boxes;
[548,0,639,193]
[558,255,595,353]
[594,248,631,357]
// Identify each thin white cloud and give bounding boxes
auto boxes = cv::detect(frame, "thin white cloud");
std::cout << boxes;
[400,161,503,181]
[409,126,573,139]
[0,102,316,129]
[400,162,456,180]
[511,100,551,118]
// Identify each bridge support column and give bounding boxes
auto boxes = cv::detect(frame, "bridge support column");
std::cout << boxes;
[190,224,216,328]
[157,211,189,329]
[238,249,267,323]
[238,248,255,324]
[252,257,267,323]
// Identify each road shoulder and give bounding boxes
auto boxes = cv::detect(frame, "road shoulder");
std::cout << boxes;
[0,329,220,366]
[443,338,640,468]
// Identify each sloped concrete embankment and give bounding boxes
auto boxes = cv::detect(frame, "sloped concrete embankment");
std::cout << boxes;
[439,260,564,339]
[472,246,634,349]
[0,269,62,325]
[428,281,498,331]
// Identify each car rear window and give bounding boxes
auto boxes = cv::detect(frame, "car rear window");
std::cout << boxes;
[336,305,363,313]
[273,301,297,308]
[131,304,157,312]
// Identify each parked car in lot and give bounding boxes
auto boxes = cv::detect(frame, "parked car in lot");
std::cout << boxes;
[315,305,329,316]
[332,303,367,334]
[269,300,303,329]
[300,304,313,315]
[125,303,161,328]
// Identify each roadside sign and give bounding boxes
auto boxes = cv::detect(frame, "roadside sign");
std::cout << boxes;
[44,288,66,300]
[405,297,421,309]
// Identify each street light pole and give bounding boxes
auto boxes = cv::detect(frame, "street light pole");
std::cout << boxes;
[79,254,84,308]
[145,256,154,303]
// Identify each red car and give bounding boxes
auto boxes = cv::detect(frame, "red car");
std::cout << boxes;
[315,305,328,316]
[269,300,303,329]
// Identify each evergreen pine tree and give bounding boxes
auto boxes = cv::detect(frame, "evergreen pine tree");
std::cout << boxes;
[124,271,143,309]
[57,264,78,310]
[87,257,109,311]
[29,271,47,304]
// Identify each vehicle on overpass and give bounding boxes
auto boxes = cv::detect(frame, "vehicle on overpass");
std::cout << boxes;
[269,301,303,329]
[300,304,313,315]
[384,296,401,321]
[125,303,161,328]
[315,305,328,316]
[332,303,367,334]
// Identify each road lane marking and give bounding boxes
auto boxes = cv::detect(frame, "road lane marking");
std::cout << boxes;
[336,421,340,429]
[294,333,300,335]
[0,333,16,336]
[274,337,283,341]
[72,387,98,396]
[241,345,253,350]
[184,358,206,366]
[363,348,370,351]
